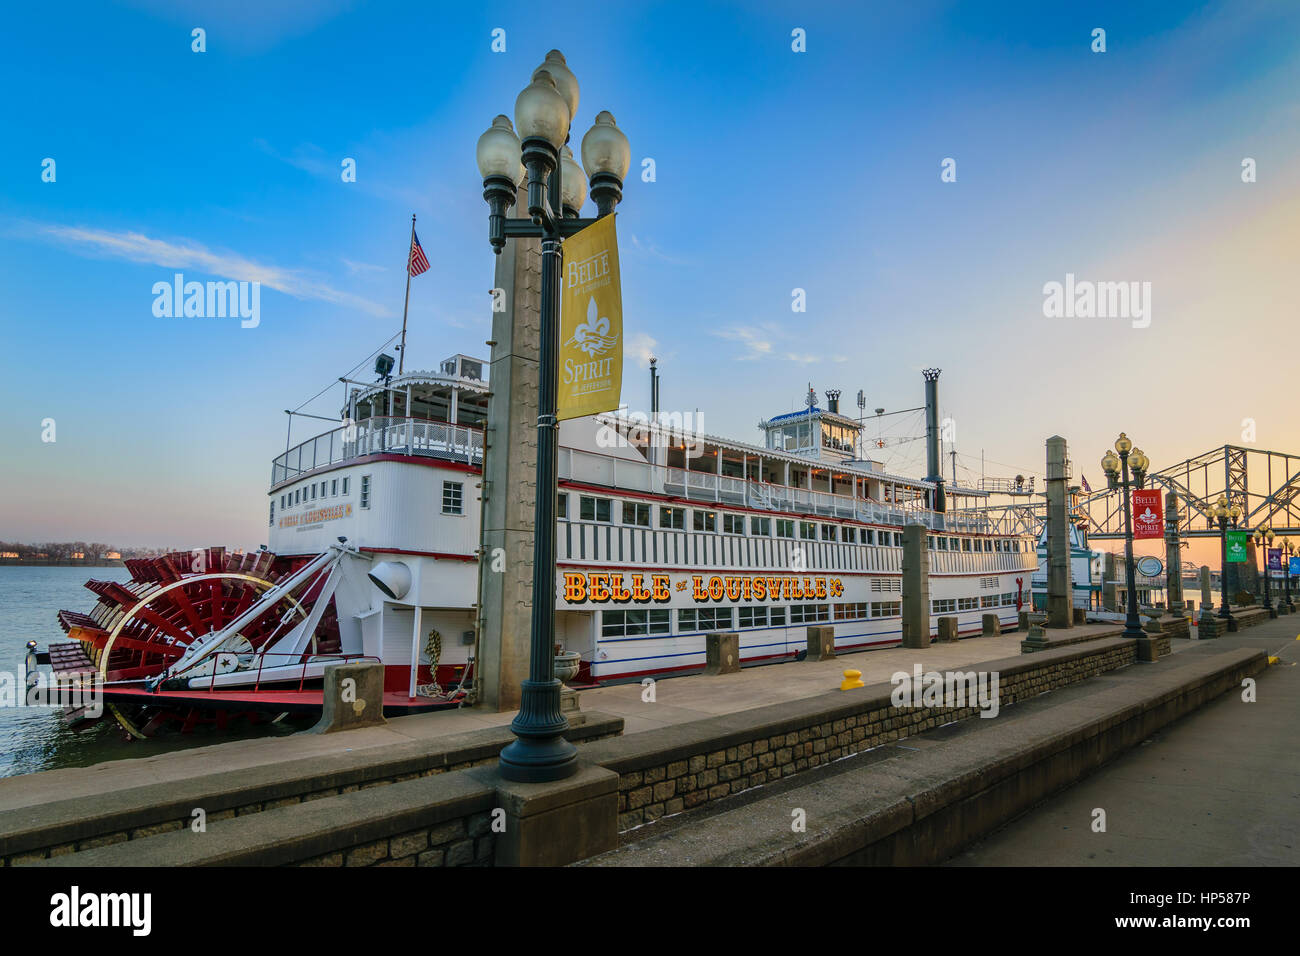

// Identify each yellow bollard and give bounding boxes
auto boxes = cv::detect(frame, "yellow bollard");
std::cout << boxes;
[1268,656,1280,665]
[840,669,864,690]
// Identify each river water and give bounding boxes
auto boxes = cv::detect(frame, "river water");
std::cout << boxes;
[0,566,296,778]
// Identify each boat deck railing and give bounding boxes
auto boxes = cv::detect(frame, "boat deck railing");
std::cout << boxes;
[558,446,995,533]
[272,417,483,486]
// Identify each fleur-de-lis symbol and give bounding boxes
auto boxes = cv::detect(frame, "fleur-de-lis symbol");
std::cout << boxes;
[566,296,619,357]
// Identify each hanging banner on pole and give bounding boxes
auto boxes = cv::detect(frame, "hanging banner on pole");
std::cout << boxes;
[1225,530,1248,562]
[1267,548,1283,572]
[558,214,622,421]
[1131,489,1164,539]
[1289,556,1300,576]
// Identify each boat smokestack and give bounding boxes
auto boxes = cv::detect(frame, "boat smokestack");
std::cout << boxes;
[923,368,946,513]
[825,389,840,415]
[649,357,659,467]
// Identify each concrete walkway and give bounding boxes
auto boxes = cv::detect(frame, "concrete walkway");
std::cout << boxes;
[947,621,1299,866]
[0,625,1118,813]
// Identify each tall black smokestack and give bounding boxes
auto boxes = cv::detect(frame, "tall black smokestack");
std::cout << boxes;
[923,368,946,513]
[649,357,659,467]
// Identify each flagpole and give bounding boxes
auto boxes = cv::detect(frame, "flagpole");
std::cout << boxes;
[399,213,415,374]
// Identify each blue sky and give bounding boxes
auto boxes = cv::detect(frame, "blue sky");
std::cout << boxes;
[3,0,1299,549]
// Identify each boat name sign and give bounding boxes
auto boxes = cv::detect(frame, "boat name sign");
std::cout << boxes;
[562,571,845,606]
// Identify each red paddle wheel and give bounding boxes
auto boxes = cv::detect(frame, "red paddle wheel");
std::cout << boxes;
[55,548,340,738]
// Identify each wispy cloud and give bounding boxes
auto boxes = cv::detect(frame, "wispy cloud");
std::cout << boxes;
[625,233,686,265]
[713,325,773,360]
[712,323,822,364]
[626,330,658,365]
[37,224,392,317]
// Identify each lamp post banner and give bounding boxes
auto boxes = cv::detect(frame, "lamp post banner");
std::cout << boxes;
[1131,489,1164,539]
[1225,530,1249,562]
[1267,548,1283,572]
[1290,556,1300,576]
[558,214,623,421]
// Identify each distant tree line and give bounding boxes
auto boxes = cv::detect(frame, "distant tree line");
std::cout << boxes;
[0,542,162,564]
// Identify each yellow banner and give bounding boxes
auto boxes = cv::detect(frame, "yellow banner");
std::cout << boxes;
[558,214,622,421]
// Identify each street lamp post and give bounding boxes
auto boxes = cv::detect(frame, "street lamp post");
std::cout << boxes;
[1210,496,1240,622]
[1284,538,1296,612]
[1101,433,1148,641]
[1256,526,1275,614]
[476,51,631,783]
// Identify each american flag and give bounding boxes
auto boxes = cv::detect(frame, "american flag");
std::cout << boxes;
[1081,474,1092,493]
[408,230,430,277]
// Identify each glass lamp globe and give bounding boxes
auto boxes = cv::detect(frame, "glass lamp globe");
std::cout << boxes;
[559,145,587,211]
[476,115,524,185]
[515,70,570,149]
[1114,433,1133,455]
[533,50,579,125]
[1230,504,1242,520]
[581,110,631,180]
[1101,450,1119,474]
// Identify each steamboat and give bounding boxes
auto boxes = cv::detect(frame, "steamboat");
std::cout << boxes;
[39,351,1038,736]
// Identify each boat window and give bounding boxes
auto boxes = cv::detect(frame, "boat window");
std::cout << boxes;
[843,527,857,544]
[360,475,371,509]
[602,609,670,637]
[821,524,838,542]
[693,510,717,533]
[962,538,972,552]
[870,600,900,617]
[679,607,732,631]
[580,496,612,522]
[932,599,956,614]
[659,506,685,530]
[790,604,829,624]
[557,493,568,519]
[723,514,746,535]
[799,521,816,540]
[622,501,650,527]
[342,477,351,495]
[958,597,979,610]
[834,602,867,621]
[751,516,772,537]
[442,481,464,515]
[332,479,339,497]
[269,501,275,527]
[738,606,769,628]
[775,519,794,539]
[771,607,787,626]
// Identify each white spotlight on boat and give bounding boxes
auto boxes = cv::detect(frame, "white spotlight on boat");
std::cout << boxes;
[368,561,412,600]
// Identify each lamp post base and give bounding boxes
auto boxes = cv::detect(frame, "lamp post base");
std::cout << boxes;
[499,678,579,783]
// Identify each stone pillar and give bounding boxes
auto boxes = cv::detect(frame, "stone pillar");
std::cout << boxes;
[981,613,1000,636]
[1102,552,1118,611]
[1045,436,1073,628]
[1199,565,1213,611]
[805,625,835,661]
[936,617,959,642]
[1164,491,1184,615]
[311,661,386,733]
[478,185,542,713]
[901,523,931,648]
[704,632,740,675]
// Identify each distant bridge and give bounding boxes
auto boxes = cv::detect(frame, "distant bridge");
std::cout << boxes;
[947,444,1300,541]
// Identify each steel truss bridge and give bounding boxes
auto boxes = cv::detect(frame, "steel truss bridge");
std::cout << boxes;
[946,444,1300,541]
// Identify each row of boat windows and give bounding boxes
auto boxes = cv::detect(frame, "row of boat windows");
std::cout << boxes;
[559,493,1029,553]
[272,477,468,519]
[278,476,355,509]
[601,594,1019,637]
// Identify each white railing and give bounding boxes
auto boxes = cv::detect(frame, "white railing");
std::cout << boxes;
[272,417,483,485]
[555,444,1009,537]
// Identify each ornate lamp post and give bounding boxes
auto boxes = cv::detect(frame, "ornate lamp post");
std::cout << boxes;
[1210,496,1241,622]
[1256,525,1276,613]
[475,51,631,783]
[1283,538,1296,612]
[1100,434,1148,640]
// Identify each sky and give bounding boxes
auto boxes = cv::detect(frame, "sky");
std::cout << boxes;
[2,0,1299,564]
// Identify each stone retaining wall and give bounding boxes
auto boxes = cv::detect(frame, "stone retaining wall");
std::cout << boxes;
[1,713,621,866]
[582,639,1140,832]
